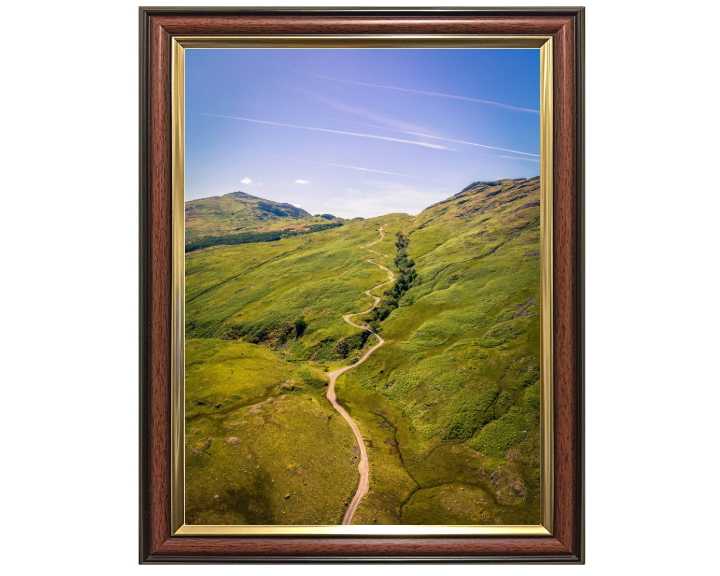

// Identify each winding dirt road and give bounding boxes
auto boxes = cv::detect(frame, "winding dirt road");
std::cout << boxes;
[326,225,395,525]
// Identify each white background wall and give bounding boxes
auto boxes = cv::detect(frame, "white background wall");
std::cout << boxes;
[2,0,718,573]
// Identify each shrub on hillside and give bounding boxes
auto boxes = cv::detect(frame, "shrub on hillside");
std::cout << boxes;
[294,317,307,337]
[467,407,529,458]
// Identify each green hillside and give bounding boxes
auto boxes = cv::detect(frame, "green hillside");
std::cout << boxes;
[184,214,412,525]
[184,177,542,526]
[185,189,339,243]
[338,176,542,525]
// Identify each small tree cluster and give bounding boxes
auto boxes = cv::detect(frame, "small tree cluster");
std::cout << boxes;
[334,331,370,358]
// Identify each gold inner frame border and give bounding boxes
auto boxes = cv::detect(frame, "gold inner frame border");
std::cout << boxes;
[170,35,554,537]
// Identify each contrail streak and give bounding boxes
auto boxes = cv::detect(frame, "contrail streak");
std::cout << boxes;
[319,116,539,158]
[497,155,540,163]
[285,67,540,114]
[247,151,446,181]
[198,113,453,150]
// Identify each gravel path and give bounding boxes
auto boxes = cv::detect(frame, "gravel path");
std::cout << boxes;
[326,225,395,525]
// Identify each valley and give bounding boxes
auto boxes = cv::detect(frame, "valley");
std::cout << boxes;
[185,177,543,526]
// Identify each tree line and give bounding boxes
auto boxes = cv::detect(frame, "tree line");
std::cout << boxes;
[185,220,343,253]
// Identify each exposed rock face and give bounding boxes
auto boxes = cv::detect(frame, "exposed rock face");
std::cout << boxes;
[484,467,528,505]
[189,436,212,455]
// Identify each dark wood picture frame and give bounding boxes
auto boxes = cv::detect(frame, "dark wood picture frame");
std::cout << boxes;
[139,6,584,563]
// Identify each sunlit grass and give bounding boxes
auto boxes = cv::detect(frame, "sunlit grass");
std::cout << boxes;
[185,177,542,525]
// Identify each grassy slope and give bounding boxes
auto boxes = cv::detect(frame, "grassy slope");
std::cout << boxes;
[185,214,413,524]
[185,190,335,243]
[185,340,358,525]
[335,177,542,525]
[185,177,541,525]
[185,215,411,355]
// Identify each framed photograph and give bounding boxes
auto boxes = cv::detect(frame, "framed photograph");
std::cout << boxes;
[140,6,584,563]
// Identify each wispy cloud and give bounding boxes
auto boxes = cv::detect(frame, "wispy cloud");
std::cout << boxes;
[296,88,432,134]
[293,203,302,207]
[285,67,540,114]
[240,177,252,184]
[318,117,539,158]
[295,179,310,184]
[198,113,453,150]
[248,151,447,182]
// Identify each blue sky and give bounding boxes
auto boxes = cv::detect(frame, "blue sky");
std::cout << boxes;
[185,49,539,218]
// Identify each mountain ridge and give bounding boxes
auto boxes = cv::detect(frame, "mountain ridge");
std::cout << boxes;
[186,177,538,243]
[185,189,321,242]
